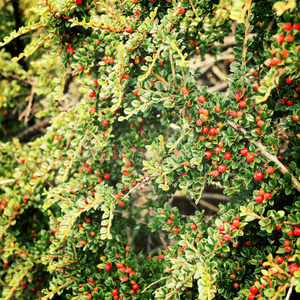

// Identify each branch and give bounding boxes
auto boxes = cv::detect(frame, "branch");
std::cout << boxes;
[41,279,75,300]
[141,276,172,293]
[227,121,300,193]
[15,119,50,140]
[18,84,35,124]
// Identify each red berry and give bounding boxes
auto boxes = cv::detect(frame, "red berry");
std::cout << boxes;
[132,283,139,290]
[102,120,109,126]
[202,126,209,134]
[265,58,273,67]
[190,224,197,230]
[218,225,224,231]
[277,35,285,45]
[263,192,271,200]
[205,151,212,159]
[212,170,219,177]
[89,91,96,98]
[198,95,206,103]
[248,294,255,300]
[286,78,292,85]
[254,128,261,135]
[90,107,96,114]
[253,171,263,181]
[112,289,118,296]
[293,115,299,121]
[167,219,173,226]
[289,263,299,274]
[249,286,258,294]
[285,35,294,42]
[294,228,300,236]
[77,65,84,71]
[126,27,134,33]
[218,164,226,173]
[255,195,263,203]
[293,23,300,30]
[105,264,111,271]
[266,167,274,174]
[257,120,264,127]
[223,152,231,160]
[240,147,249,156]
[283,23,292,31]
[172,227,179,233]
[233,94,241,102]
[277,256,284,263]
[80,240,87,246]
[252,71,258,77]
[104,173,110,180]
[178,7,185,14]
[223,234,231,241]
[239,100,247,108]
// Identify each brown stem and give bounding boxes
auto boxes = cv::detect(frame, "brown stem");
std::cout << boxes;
[141,276,172,293]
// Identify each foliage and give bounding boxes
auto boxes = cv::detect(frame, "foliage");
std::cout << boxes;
[0,0,300,299]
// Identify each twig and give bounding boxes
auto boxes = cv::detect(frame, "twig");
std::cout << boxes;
[0,71,34,85]
[189,0,200,18]
[19,85,35,124]
[227,121,300,193]
[165,273,194,300]
[207,82,228,93]
[198,199,219,212]
[41,279,75,300]
[151,71,170,86]
[286,284,294,300]
[241,0,252,65]
[15,119,50,139]
[141,276,172,293]
[169,50,177,88]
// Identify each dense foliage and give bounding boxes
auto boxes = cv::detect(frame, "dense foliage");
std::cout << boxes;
[0,0,300,299]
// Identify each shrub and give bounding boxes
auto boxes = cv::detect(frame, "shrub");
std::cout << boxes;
[0,0,299,299]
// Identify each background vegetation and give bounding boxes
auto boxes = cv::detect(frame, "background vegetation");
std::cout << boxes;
[0,0,299,299]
